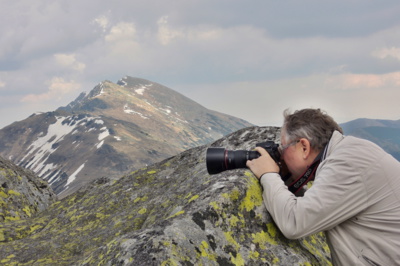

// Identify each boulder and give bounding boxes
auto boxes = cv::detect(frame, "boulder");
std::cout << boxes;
[0,156,56,223]
[0,126,331,265]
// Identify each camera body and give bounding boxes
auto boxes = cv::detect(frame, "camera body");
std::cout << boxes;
[206,141,281,175]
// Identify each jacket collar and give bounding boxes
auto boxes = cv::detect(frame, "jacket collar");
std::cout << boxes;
[322,130,345,161]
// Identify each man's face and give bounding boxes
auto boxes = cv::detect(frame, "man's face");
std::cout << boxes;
[280,132,309,179]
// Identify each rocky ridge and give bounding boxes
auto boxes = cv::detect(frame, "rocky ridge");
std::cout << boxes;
[0,76,251,198]
[0,126,331,265]
[0,156,56,224]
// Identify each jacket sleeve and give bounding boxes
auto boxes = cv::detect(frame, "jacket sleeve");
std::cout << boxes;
[260,157,368,239]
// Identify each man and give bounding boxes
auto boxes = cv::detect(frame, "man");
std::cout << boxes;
[246,108,400,265]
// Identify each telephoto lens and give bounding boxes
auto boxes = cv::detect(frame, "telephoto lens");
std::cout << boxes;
[206,141,281,175]
[206,148,260,175]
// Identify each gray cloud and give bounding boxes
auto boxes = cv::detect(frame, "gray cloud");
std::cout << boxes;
[1,0,400,128]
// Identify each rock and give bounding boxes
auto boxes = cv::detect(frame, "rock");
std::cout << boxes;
[0,126,331,265]
[0,156,56,223]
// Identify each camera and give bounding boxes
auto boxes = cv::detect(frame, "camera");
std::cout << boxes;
[206,141,281,175]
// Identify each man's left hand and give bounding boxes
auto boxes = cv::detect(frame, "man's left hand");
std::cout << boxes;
[246,147,280,179]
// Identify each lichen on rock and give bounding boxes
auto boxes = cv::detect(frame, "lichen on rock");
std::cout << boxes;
[0,156,56,224]
[0,126,331,265]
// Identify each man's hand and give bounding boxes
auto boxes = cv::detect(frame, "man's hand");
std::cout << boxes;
[246,147,280,179]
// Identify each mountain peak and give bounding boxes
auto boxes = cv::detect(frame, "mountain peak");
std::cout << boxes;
[1,77,252,197]
[117,76,153,87]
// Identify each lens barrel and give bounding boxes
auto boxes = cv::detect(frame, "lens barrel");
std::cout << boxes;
[206,148,260,175]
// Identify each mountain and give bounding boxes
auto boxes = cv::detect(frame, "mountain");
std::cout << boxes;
[341,118,400,160]
[0,76,252,198]
[0,126,331,265]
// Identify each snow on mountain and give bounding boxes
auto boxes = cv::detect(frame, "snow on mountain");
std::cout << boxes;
[0,76,252,198]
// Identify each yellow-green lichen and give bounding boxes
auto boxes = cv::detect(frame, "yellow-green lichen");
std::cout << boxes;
[95,212,109,219]
[198,240,216,261]
[133,196,148,204]
[138,207,147,215]
[147,170,157,175]
[8,190,21,196]
[228,215,242,228]
[141,196,148,202]
[222,187,240,202]
[249,250,260,260]
[0,190,8,198]
[5,215,21,222]
[223,231,240,250]
[162,161,171,167]
[302,238,330,265]
[251,226,278,248]
[0,230,5,242]
[22,206,33,217]
[239,173,263,212]
[188,195,199,203]
[230,252,245,266]
[161,259,178,266]
[272,257,280,264]
[209,201,220,211]
[167,210,185,219]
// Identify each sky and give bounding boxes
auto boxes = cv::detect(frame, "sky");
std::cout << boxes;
[1,0,400,129]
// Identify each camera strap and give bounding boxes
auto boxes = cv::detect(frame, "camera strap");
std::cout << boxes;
[287,146,326,194]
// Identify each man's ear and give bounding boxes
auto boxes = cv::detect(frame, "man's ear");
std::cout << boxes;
[299,138,311,159]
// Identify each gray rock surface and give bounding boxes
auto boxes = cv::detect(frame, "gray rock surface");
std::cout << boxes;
[0,156,56,223]
[0,126,331,265]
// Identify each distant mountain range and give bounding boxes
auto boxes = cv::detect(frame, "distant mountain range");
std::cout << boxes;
[0,76,252,197]
[340,118,400,160]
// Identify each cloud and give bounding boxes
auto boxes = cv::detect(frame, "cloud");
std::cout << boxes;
[54,53,86,72]
[157,16,185,45]
[182,68,400,127]
[324,72,400,90]
[101,22,142,59]
[93,14,110,33]
[105,22,137,42]
[2,0,400,129]
[21,77,81,103]
[372,47,400,61]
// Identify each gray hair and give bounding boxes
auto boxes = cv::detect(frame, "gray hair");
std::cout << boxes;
[282,108,343,150]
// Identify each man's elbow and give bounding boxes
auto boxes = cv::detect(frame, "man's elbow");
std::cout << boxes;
[279,226,305,240]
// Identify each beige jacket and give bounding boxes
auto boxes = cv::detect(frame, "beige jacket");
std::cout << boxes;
[260,131,400,265]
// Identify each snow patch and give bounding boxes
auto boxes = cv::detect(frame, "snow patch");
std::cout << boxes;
[38,162,57,177]
[95,82,106,97]
[134,83,153,95]
[96,140,104,149]
[118,76,129,86]
[98,127,110,141]
[67,163,85,185]
[123,104,148,119]
[159,107,172,115]
[21,116,80,170]
[48,170,62,184]
[135,88,145,95]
